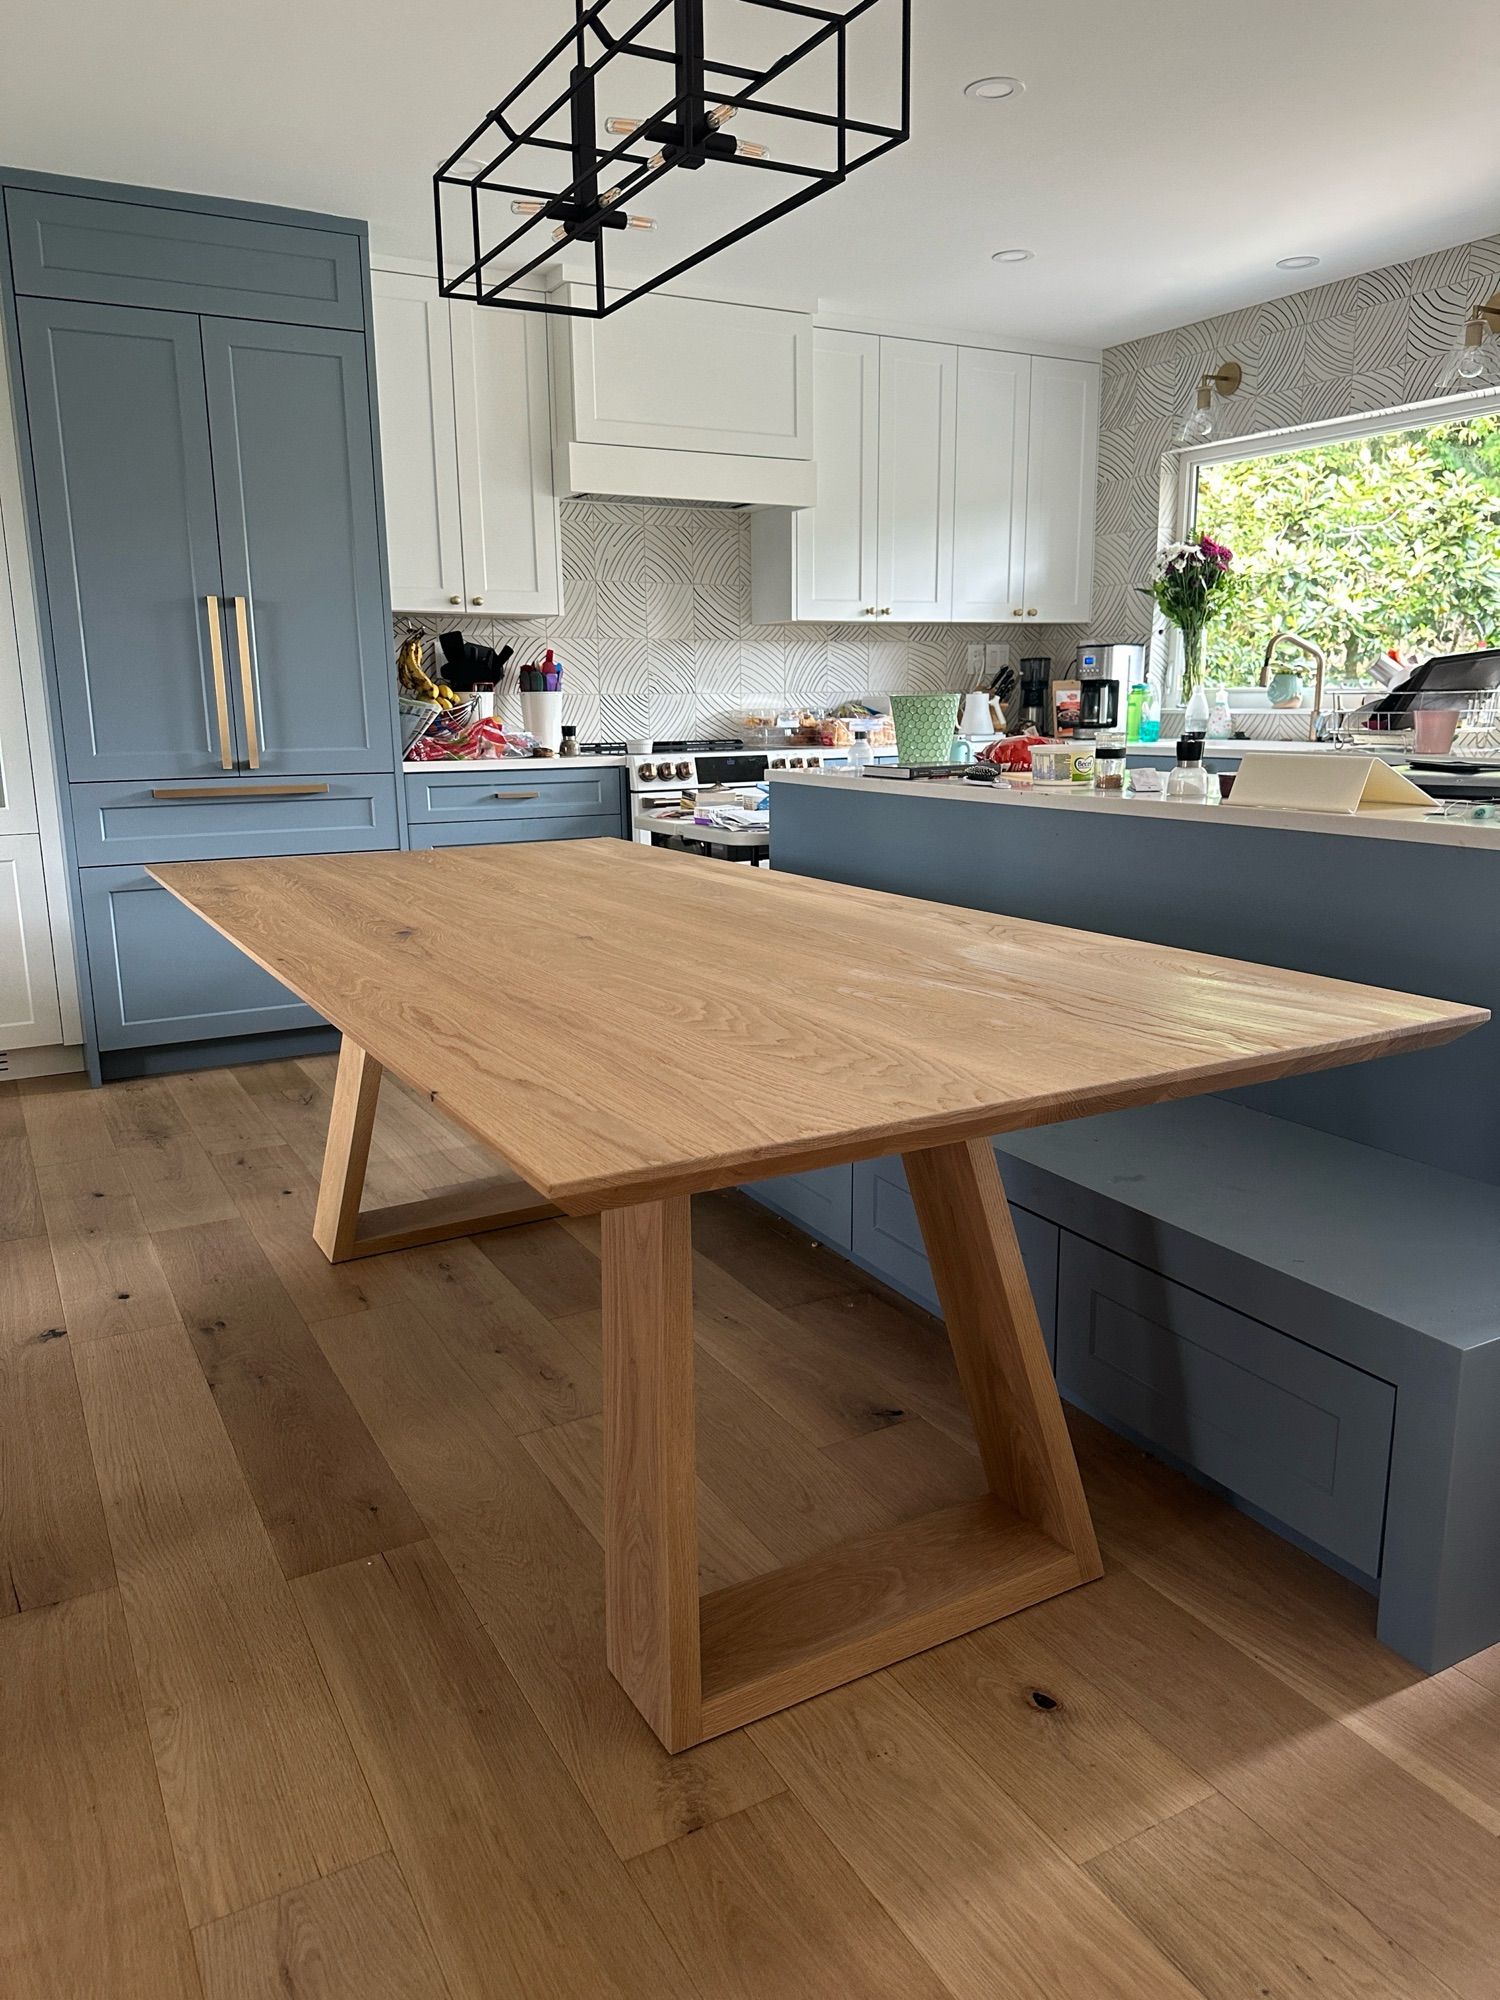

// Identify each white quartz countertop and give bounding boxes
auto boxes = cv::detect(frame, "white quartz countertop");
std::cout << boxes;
[768,768,1500,850]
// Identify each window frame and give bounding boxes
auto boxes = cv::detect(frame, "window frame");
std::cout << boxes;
[1169,383,1500,702]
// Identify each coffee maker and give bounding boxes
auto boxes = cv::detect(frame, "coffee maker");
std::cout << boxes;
[1075,643,1147,735]
[1018,658,1050,733]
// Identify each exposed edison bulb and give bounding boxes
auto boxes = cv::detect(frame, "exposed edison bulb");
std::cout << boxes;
[604,116,641,136]
[708,103,738,126]
[626,214,656,231]
[648,149,668,172]
[736,140,771,160]
[509,199,544,217]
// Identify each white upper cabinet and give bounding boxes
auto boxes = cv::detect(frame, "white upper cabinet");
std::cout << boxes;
[371,270,465,612]
[752,329,878,622]
[877,338,957,622]
[451,303,561,617]
[371,265,561,616]
[753,332,1097,625]
[952,347,1029,622]
[1020,355,1100,624]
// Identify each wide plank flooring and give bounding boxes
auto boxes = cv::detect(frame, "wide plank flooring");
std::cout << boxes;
[3,1057,1499,1999]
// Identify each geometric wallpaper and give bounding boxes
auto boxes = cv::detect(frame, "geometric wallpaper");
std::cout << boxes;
[1089,227,1500,676]
[395,499,1071,744]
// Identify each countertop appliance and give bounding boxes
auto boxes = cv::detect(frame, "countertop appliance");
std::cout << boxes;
[1075,642,1147,735]
[1018,658,1050,732]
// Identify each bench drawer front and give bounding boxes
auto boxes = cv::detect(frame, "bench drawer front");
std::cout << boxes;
[6,189,365,327]
[408,814,621,850]
[849,1154,1059,1359]
[70,778,400,865]
[404,768,623,823]
[1057,1236,1394,1574]
[81,866,318,1049]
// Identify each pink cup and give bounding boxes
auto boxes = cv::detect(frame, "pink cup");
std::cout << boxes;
[1413,709,1459,754]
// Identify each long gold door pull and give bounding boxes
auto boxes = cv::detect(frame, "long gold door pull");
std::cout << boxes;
[204,596,233,770]
[231,596,260,770]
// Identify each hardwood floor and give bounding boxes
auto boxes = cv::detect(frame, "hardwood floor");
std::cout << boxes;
[4,1057,1499,1999]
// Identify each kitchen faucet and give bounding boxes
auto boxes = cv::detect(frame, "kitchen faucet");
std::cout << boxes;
[1260,630,1327,741]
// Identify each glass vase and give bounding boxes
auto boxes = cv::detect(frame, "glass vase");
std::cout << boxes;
[1179,623,1206,699]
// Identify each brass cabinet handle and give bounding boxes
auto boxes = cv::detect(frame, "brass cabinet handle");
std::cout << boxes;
[150,783,330,800]
[449,595,461,605]
[492,790,540,801]
[1027,607,1038,617]
[231,596,260,770]
[879,606,891,616]
[204,596,233,770]
[471,596,484,606]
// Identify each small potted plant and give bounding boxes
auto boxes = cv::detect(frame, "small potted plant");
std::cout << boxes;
[1140,534,1238,700]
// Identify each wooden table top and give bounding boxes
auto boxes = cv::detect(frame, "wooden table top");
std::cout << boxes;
[150,841,1486,1211]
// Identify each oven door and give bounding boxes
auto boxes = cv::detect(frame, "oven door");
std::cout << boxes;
[631,786,700,845]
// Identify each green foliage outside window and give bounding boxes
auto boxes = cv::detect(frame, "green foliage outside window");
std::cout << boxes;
[1193,414,1500,686]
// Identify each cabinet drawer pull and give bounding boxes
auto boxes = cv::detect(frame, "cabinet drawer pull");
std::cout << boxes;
[204,597,233,770]
[492,790,540,801]
[150,783,331,800]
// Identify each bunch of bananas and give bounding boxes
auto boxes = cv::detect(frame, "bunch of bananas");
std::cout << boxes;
[397,634,460,709]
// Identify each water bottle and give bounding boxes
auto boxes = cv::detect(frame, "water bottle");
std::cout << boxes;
[1139,686,1162,743]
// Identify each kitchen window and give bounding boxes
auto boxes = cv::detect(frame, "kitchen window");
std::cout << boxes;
[1176,391,1500,693]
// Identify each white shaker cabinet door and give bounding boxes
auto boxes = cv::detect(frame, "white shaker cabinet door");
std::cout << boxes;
[371,268,466,614]
[1019,354,1099,625]
[951,346,1030,623]
[793,328,880,620]
[0,835,63,1047]
[876,337,957,621]
[452,303,562,617]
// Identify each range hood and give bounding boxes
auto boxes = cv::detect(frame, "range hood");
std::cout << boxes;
[547,283,817,509]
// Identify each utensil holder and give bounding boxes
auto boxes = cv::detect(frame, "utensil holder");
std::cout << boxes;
[520,689,563,753]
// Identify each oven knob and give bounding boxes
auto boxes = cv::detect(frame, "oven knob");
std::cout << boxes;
[790,757,804,769]
[639,762,655,781]
[675,761,692,779]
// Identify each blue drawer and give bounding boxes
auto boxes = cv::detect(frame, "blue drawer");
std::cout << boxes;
[5,189,365,327]
[743,1164,854,1252]
[1056,1235,1395,1575]
[850,1154,1059,1357]
[404,766,624,824]
[81,865,318,1050]
[409,814,622,849]
[70,777,400,865]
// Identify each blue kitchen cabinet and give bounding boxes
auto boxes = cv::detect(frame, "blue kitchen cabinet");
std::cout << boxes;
[743,1151,1060,1357]
[742,1163,855,1252]
[201,317,394,774]
[80,866,319,1050]
[5,172,398,1069]
[20,297,395,783]
[18,299,235,783]
[404,766,626,827]
[5,187,366,328]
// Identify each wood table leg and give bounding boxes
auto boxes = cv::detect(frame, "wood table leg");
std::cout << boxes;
[903,1137,1102,1576]
[311,1035,562,1264]
[603,1198,702,1751]
[600,1149,1101,1753]
[312,1040,383,1261]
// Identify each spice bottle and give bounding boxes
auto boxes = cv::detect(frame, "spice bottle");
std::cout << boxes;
[1165,736,1210,802]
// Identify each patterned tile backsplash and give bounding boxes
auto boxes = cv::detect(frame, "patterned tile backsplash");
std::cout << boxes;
[395,500,1071,742]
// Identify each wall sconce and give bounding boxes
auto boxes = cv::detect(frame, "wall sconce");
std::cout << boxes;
[1447,293,1500,388]
[1176,360,1242,444]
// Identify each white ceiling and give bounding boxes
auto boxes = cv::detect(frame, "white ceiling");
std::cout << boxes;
[4,0,1498,348]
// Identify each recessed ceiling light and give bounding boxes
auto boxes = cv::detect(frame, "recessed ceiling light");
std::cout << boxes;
[1276,254,1321,270]
[965,76,1024,99]
[991,248,1034,263]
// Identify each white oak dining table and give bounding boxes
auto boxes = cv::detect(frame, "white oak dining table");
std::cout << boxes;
[151,839,1484,1750]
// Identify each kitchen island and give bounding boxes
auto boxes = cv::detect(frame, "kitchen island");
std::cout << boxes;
[759,769,1500,1672]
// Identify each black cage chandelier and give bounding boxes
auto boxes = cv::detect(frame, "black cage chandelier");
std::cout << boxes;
[435,0,911,318]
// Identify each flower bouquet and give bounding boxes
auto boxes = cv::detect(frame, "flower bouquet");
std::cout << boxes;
[1140,534,1237,697]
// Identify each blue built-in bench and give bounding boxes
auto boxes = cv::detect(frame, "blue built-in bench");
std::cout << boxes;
[749,773,1500,1674]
